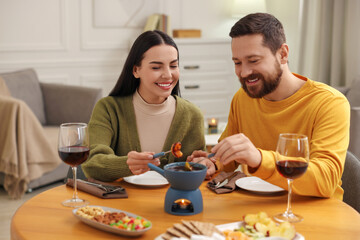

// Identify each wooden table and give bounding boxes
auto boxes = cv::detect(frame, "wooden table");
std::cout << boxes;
[11,180,360,240]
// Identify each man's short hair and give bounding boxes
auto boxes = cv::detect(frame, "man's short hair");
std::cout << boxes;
[229,13,286,55]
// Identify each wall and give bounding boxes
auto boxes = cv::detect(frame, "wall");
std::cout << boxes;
[0,0,164,95]
[0,0,301,96]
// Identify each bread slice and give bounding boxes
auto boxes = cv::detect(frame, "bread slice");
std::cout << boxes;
[161,231,177,240]
[190,221,221,237]
[173,223,194,238]
[162,220,224,239]
[181,220,202,235]
[166,226,188,238]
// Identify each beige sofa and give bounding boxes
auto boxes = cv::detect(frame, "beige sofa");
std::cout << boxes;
[0,69,102,198]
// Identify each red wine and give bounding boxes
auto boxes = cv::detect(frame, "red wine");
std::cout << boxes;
[276,160,308,179]
[58,146,89,167]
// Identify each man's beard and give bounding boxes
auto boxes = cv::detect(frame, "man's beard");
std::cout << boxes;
[240,61,283,98]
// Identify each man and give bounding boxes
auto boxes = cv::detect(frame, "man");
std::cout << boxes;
[188,13,350,200]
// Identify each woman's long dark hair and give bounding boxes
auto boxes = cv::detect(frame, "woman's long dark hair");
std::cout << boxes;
[109,30,180,97]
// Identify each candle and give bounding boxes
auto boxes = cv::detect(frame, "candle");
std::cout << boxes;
[208,118,218,134]
[175,199,191,209]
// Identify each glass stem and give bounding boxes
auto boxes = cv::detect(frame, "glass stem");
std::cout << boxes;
[286,178,293,216]
[72,166,78,200]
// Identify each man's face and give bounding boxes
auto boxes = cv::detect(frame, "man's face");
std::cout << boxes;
[231,34,283,98]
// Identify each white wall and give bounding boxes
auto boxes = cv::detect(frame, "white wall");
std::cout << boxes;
[0,0,301,96]
[265,0,301,74]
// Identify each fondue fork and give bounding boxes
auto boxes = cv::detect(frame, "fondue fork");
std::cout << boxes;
[153,150,171,159]
[215,171,239,188]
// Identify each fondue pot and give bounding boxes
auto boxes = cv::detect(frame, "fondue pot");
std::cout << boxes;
[148,162,207,216]
[148,162,206,190]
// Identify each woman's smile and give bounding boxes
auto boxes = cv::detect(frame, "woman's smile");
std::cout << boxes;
[156,81,173,90]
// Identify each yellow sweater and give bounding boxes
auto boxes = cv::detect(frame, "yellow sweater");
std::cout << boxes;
[220,74,350,199]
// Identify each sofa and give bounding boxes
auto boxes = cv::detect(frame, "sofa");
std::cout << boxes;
[341,151,360,213]
[335,76,360,160]
[0,68,102,198]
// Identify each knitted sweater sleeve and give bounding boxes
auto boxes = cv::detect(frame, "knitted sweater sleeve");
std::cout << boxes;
[81,97,135,181]
[253,91,350,199]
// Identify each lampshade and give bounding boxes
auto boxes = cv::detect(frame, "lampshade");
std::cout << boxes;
[231,0,267,17]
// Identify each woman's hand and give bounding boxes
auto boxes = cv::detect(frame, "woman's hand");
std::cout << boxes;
[187,150,217,180]
[127,151,160,175]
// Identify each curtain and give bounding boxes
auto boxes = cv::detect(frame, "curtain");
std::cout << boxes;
[297,0,360,87]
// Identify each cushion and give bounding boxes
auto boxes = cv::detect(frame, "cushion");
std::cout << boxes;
[0,69,46,124]
[342,151,360,212]
[347,76,360,107]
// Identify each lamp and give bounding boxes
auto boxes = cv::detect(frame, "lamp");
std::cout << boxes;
[231,0,267,17]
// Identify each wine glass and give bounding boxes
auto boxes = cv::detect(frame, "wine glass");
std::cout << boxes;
[58,123,89,208]
[274,133,309,223]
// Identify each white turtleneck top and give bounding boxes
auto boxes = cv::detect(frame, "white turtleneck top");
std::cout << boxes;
[132,90,176,153]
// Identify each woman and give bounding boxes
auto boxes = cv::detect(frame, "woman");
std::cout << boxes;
[82,30,205,181]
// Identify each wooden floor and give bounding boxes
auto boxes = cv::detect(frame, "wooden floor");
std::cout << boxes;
[0,181,64,240]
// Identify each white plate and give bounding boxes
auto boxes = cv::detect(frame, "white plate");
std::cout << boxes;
[235,176,285,194]
[154,221,304,240]
[123,171,169,187]
[73,205,151,237]
[216,221,304,240]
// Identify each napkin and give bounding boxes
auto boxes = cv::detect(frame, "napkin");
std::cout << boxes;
[66,178,128,199]
[207,171,246,194]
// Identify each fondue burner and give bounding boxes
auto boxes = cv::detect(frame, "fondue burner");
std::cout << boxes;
[148,162,207,216]
[165,187,203,215]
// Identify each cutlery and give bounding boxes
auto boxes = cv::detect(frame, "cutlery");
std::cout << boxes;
[153,150,171,158]
[153,142,182,158]
[214,171,239,189]
[77,179,125,193]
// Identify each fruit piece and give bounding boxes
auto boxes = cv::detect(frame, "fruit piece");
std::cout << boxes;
[174,151,183,158]
[244,212,295,239]
[244,213,258,226]
[254,222,268,236]
[224,230,252,240]
[171,142,183,158]
[184,162,193,171]
[279,222,296,240]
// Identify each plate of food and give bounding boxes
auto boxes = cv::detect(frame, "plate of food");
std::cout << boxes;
[155,212,304,240]
[123,170,169,187]
[154,220,223,240]
[235,176,285,194]
[73,205,151,237]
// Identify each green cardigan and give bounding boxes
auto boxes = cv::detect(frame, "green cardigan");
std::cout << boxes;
[82,95,205,181]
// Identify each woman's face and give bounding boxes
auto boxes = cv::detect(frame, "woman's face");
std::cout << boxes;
[133,44,179,104]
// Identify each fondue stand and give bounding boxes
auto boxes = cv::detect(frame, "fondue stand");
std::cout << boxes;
[148,162,207,216]
[165,187,203,215]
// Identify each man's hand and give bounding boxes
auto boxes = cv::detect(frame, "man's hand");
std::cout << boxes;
[211,133,262,168]
[127,151,160,175]
[187,150,216,180]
